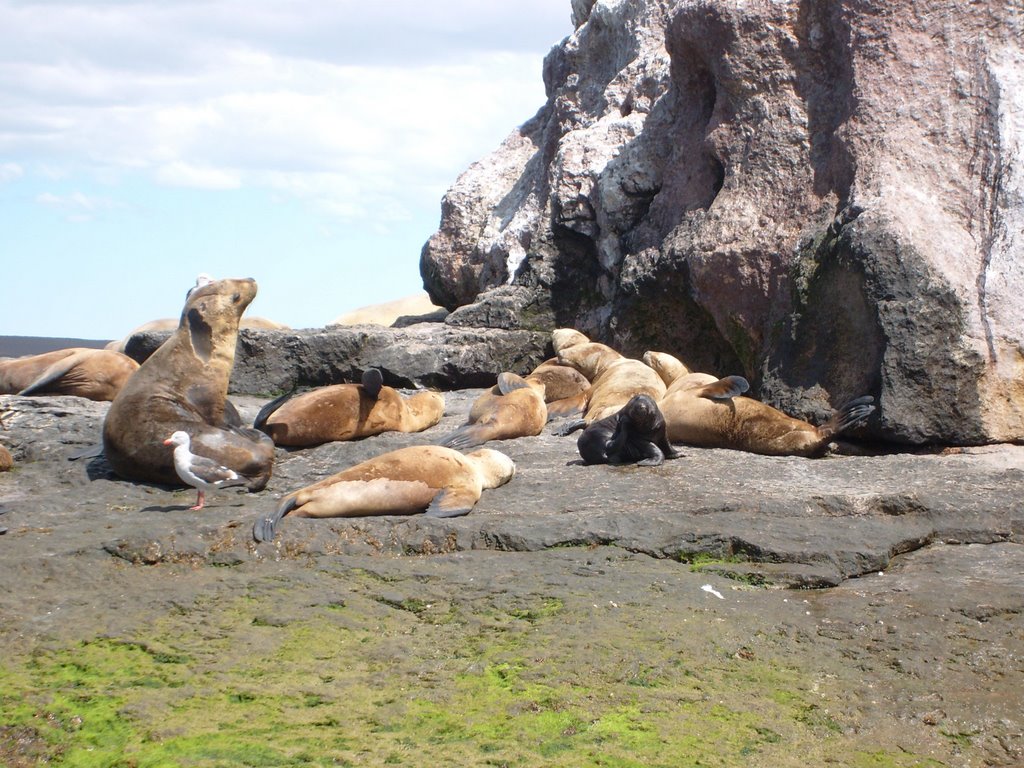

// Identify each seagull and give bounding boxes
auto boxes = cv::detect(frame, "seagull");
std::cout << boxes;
[162,430,247,510]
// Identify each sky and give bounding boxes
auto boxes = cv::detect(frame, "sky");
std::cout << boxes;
[0,0,572,340]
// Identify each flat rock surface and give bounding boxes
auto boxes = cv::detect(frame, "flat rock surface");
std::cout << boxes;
[1,391,1022,765]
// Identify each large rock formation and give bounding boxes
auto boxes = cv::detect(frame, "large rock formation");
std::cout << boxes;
[420,0,1024,446]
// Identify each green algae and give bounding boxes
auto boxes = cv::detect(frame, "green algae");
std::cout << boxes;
[0,571,953,768]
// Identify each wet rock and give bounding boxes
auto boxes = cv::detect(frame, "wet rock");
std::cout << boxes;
[2,392,1022,586]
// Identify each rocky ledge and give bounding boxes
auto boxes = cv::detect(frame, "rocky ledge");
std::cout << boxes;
[3,390,1022,589]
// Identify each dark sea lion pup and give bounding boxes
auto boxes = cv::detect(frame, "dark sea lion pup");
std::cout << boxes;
[570,393,683,466]
[253,445,516,542]
[102,277,275,490]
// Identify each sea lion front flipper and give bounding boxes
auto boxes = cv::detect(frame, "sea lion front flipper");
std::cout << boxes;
[544,392,588,422]
[17,351,90,396]
[360,368,384,399]
[552,418,587,437]
[425,488,477,518]
[439,424,486,452]
[223,399,243,428]
[695,375,750,400]
[253,496,298,542]
[496,372,530,396]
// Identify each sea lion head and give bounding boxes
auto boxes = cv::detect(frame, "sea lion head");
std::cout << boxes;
[178,278,257,364]
[552,328,590,354]
[622,393,661,431]
[466,448,516,489]
[642,351,690,387]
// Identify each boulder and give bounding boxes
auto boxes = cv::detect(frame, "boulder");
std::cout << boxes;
[420,0,1024,446]
[124,325,551,395]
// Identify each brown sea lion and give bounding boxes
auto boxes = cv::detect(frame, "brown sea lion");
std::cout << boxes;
[642,350,692,392]
[440,372,547,450]
[253,445,516,542]
[0,443,12,472]
[102,277,275,489]
[0,348,139,401]
[254,369,445,447]
[564,393,683,466]
[554,332,666,424]
[658,377,874,457]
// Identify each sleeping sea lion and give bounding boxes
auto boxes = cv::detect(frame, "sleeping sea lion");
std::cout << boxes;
[656,371,874,457]
[254,369,444,447]
[102,277,275,489]
[0,348,139,401]
[253,445,516,542]
[568,393,682,466]
[553,330,666,425]
[440,372,547,450]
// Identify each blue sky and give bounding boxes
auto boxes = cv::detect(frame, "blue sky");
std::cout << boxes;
[0,1,571,340]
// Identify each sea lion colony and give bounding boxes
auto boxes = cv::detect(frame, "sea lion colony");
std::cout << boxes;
[0,280,876,539]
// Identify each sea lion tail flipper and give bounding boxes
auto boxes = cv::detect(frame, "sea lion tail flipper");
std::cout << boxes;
[253,496,298,543]
[425,489,476,518]
[253,389,299,432]
[824,395,876,437]
[496,372,529,395]
[17,352,89,396]
[695,375,750,400]
[552,418,588,437]
[544,392,588,422]
[439,425,485,451]
[360,368,384,399]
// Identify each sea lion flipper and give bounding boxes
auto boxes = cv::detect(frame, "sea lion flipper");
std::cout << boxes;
[360,368,384,399]
[253,496,298,542]
[544,392,588,422]
[829,395,876,434]
[253,389,299,432]
[439,425,485,452]
[17,352,89,396]
[425,488,475,518]
[695,375,750,400]
[553,418,587,437]
[496,372,530,396]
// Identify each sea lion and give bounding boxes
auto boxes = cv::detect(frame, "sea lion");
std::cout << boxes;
[253,369,445,447]
[440,372,547,450]
[105,316,290,354]
[102,277,275,489]
[658,378,875,457]
[569,393,682,466]
[551,328,591,354]
[642,350,692,391]
[0,348,139,401]
[0,443,12,472]
[554,331,666,424]
[330,292,445,326]
[253,445,516,542]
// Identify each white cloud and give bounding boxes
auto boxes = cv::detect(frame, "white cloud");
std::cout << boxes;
[0,162,22,182]
[0,0,569,226]
[35,189,119,221]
